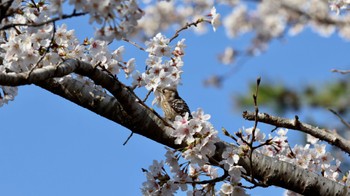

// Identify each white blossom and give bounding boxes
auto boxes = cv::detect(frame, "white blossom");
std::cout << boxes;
[220,183,234,195]
[210,7,221,32]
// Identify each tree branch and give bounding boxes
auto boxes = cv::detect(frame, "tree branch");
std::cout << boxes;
[0,12,87,31]
[35,77,134,131]
[281,3,350,27]
[329,108,350,130]
[182,170,229,185]
[225,141,348,196]
[332,69,350,74]
[0,59,180,149]
[1,61,348,195]
[169,18,206,43]
[242,111,350,154]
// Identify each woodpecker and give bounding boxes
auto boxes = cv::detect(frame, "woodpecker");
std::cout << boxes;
[157,87,192,121]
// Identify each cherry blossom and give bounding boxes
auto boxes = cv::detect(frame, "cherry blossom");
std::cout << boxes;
[141,108,222,194]
[139,34,185,93]
[210,7,221,32]
[223,5,251,38]
[2,0,350,195]
[220,183,234,195]
[219,47,235,65]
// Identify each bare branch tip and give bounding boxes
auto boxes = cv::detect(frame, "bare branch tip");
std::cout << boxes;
[123,131,134,145]
[256,77,261,86]
[294,115,299,121]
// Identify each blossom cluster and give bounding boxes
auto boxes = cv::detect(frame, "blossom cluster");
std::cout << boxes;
[141,108,226,195]
[2,1,350,195]
[222,0,350,51]
[134,0,350,60]
[131,33,186,106]
[168,109,220,165]
[0,7,133,107]
[0,81,17,107]
[50,0,143,41]
[257,129,341,182]
[219,146,248,196]
[235,127,342,182]
[1,0,143,42]
[141,153,225,196]
[137,1,221,37]
[233,127,347,195]
[329,0,350,15]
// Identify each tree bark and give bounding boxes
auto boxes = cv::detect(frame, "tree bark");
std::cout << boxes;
[0,59,348,195]
[231,142,348,196]
[242,111,350,154]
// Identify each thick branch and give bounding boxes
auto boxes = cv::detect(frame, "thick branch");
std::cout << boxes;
[71,60,180,149]
[0,63,76,86]
[223,142,348,196]
[35,77,135,131]
[242,111,350,154]
[0,61,348,195]
[211,141,349,195]
[0,59,180,149]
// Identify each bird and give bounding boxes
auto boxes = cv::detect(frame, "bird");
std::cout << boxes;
[157,87,192,121]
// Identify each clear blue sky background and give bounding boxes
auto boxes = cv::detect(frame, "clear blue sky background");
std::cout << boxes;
[1,4,350,196]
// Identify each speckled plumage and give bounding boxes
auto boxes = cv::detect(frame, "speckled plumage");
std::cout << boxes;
[157,88,192,121]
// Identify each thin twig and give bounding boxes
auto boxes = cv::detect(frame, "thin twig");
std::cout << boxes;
[179,170,229,185]
[26,21,57,79]
[143,90,152,102]
[123,131,134,145]
[328,108,350,130]
[331,69,350,74]
[252,139,272,150]
[222,127,238,142]
[248,77,261,182]
[250,77,261,143]
[271,126,278,132]
[30,0,40,12]
[169,18,207,43]
[122,37,145,51]
[287,144,296,159]
[242,111,350,154]
[0,12,86,31]
[241,174,269,188]
[235,131,250,146]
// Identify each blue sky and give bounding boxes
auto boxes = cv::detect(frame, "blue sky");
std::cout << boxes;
[1,4,350,196]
